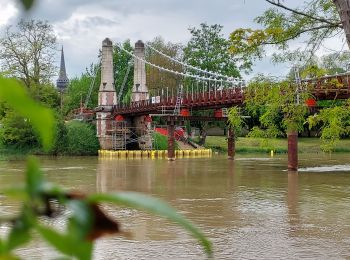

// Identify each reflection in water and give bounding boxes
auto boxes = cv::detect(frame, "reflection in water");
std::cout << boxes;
[2,154,350,259]
[287,171,300,235]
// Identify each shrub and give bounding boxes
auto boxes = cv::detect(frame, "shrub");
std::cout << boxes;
[152,132,168,150]
[65,121,99,155]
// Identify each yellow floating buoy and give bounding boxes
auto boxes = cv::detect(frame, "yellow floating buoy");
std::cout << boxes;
[135,150,141,159]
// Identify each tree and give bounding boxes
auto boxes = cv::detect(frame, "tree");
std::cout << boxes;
[230,0,345,63]
[244,76,308,137]
[183,23,243,145]
[308,101,350,151]
[30,84,61,109]
[63,64,100,115]
[113,40,134,104]
[0,110,38,148]
[65,121,100,155]
[320,51,350,73]
[184,23,242,75]
[0,19,57,88]
[145,36,184,92]
[333,0,350,47]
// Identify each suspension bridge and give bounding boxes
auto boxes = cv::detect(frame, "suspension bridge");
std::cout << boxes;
[71,38,350,169]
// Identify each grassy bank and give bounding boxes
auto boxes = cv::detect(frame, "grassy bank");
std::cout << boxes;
[204,136,350,154]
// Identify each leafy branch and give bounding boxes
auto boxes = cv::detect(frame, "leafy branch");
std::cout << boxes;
[264,0,341,27]
[0,77,212,259]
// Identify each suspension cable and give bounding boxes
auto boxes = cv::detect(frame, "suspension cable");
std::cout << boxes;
[84,63,100,108]
[116,43,245,86]
[144,42,240,81]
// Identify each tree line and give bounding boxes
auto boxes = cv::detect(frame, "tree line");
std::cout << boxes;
[1,0,350,153]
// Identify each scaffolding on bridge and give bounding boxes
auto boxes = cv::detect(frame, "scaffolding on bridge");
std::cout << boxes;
[109,121,154,150]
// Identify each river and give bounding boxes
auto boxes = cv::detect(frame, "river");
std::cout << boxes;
[1,153,350,259]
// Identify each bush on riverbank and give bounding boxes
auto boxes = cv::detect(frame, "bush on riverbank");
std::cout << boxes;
[153,132,168,150]
[0,119,100,157]
[152,132,181,150]
[64,121,100,155]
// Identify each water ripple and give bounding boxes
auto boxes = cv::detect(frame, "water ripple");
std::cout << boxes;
[298,164,350,172]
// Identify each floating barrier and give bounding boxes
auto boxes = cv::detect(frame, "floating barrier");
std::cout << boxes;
[98,149,213,160]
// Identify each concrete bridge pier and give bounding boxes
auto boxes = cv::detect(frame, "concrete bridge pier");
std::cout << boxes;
[96,38,117,150]
[167,121,176,161]
[227,127,235,160]
[288,131,298,171]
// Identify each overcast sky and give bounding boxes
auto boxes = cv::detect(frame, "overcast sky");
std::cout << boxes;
[0,0,346,80]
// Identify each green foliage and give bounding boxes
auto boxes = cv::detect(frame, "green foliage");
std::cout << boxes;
[65,121,100,155]
[300,64,327,78]
[64,64,100,115]
[184,23,243,74]
[145,36,184,91]
[0,19,57,88]
[246,126,280,151]
[0,110,38,148]
[50,113,68,155]
[0,77,54,151]
[153,132,168,150]
[286,52,350,80]
[227,106,243,135]
[19,0,35,10]
[307,102,350,152]
[114,40,134,104]
[229,0,342,63]
[282,101,308,132]
[29,84,61,110]
[244,76,308,136]
[320,51,350,74]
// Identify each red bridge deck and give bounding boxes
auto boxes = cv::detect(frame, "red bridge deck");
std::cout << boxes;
[110,74,350,117]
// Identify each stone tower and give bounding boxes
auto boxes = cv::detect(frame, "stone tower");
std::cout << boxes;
[96,38,117,150]
[132,40,148,102]
[56,46,69,92]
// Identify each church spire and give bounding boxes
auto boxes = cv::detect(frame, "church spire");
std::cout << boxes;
[56,46,69,92]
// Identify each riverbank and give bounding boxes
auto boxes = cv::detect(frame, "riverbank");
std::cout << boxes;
[204,136,350,154]
[0,144,40,160]
[3,137,350,160]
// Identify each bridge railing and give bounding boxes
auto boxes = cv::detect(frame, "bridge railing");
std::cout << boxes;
[113,87,244,115]
[301,74,350,91]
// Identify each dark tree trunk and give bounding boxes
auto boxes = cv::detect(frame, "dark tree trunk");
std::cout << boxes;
[333,0,350,48]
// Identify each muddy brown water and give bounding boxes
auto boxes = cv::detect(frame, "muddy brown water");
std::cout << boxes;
[0,153,350,259]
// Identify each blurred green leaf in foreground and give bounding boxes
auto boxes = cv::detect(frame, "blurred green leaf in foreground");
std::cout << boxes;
[0,75,212,258]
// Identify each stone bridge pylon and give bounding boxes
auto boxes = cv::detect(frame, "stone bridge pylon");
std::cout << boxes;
[96,38,117,150]
[96,38,152,150]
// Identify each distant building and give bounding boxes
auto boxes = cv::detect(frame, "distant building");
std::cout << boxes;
[56,46,69,91]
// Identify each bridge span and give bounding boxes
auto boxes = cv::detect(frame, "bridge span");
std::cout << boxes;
[93,38,350,170]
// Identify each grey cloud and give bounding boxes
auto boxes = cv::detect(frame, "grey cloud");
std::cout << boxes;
[7,0,316,78]
[21,0,270,27]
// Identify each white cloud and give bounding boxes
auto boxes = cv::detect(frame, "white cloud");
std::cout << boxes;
[2,0,347,80]
[0,1,18,27]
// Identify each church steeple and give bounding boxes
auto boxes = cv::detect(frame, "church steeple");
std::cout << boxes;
[56,46,69,92]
